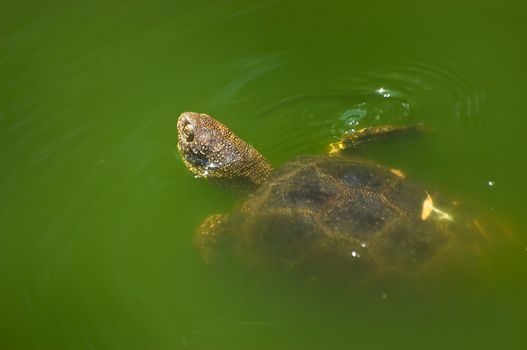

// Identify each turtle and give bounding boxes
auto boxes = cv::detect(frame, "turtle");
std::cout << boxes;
[176,112,488,288]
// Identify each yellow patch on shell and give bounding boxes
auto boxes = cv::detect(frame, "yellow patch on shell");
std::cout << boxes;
[328,141,345,155]
[421,193,434,220]
[390,168,406,179]
[421,192,454,221]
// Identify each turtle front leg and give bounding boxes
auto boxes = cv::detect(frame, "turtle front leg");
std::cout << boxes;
[328,124,427,155]
[194,214,231,265]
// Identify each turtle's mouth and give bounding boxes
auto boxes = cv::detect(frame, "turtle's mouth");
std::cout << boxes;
[184,146,209,168]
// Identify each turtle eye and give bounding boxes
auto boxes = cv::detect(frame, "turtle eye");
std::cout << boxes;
[183,123,195,142]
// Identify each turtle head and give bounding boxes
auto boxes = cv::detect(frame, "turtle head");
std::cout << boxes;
[177,112,235,177]
[177,112,272,188]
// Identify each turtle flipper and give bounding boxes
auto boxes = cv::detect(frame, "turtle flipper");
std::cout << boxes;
[194,214,231,265]
[328,124,427,155]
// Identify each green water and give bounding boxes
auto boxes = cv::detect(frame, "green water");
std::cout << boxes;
[2,0,527,349]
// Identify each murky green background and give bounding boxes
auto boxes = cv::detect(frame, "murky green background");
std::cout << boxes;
[2,0,527,349]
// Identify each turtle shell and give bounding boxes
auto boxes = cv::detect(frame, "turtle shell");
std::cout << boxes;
[220,155,484,284]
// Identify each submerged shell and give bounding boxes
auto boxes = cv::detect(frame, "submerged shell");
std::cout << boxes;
[215,155,484,283]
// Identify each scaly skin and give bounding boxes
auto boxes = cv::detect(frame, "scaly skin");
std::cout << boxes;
[177,112,272,189]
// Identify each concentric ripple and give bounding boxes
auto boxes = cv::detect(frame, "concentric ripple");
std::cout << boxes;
[372,63,488,135]
[249,62,486,159]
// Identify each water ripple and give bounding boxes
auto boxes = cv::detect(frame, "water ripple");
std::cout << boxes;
[212,53,291,105]
[249,62,486,157]
[376,63,487,134]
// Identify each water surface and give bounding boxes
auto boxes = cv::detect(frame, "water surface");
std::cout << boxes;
[1,0,527,349]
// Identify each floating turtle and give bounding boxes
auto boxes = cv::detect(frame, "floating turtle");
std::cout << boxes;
[177,112,487,287]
